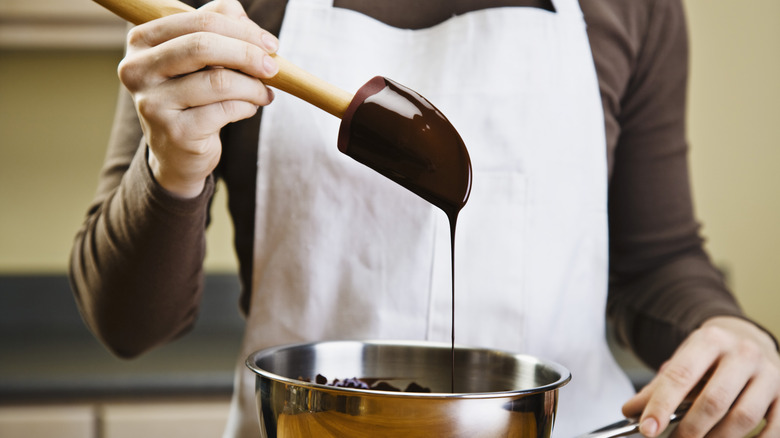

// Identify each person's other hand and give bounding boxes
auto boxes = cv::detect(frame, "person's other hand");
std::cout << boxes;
[118,0,279,198]
[623,316,780,437]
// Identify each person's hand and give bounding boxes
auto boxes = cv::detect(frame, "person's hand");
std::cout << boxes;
[118,0,279,198]
[623,316,780,437]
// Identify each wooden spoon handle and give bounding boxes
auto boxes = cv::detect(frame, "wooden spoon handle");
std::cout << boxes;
[94,0,353,118]
[267,56,353,119]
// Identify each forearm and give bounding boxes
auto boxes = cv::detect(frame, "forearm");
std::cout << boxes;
[69,0,277,356]
[607,250,744,369]
[70,136,214,358]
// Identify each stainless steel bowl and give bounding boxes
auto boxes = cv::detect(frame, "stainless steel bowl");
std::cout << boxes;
[246,340,571,437]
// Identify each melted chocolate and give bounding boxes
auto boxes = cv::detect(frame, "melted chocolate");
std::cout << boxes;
[310,374,432,393]
[338,76,471,218]
[338,77,472,392]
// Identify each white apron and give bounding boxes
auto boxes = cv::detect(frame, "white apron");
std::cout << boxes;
[226,0,636,436]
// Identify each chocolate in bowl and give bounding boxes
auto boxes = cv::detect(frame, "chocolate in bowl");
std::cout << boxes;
[307,374,431,392]
[245,340,570,437]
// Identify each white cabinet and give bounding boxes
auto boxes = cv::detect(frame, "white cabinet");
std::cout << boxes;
[102,400,231,438]
[0,399,231,438]
[0,0,126,49]
[0,405,95,438]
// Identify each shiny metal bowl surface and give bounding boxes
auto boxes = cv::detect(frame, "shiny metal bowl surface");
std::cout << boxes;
[246,340,570,437]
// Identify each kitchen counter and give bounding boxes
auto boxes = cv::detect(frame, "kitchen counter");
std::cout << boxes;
[0,274,245,403]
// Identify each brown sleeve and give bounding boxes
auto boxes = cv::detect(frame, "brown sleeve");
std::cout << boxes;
[604,0,748,369]
[68,0,291,357]
[69,84,215,359]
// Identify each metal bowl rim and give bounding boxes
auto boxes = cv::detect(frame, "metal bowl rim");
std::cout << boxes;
[245,339,571,399]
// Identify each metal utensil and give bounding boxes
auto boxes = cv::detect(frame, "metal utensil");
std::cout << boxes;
[575,403,690,438]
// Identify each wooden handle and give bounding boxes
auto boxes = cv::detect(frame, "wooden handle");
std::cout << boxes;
[265,56,353,119]
[94,0,353,118]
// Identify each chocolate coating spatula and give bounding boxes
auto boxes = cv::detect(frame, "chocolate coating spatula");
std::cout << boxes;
[94,0,472,215]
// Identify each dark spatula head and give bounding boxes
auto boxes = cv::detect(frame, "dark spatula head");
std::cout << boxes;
[338,76,472,216]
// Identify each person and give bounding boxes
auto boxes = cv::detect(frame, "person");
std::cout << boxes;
[70,0,780,436]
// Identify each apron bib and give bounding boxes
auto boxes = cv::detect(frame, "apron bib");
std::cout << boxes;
[226,1,636,436]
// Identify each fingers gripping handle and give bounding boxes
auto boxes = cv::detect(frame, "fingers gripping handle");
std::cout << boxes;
[94,0,353,118]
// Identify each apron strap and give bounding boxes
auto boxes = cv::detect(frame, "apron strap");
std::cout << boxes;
[550,0,583,18]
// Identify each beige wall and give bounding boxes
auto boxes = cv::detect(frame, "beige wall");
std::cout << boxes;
[683,0,780,337]
[0,50,125,272]
[0,50,238,273]
[1,1,778,335]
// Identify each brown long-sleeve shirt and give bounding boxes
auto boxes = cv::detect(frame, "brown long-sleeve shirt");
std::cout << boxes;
[70,0,751,369]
